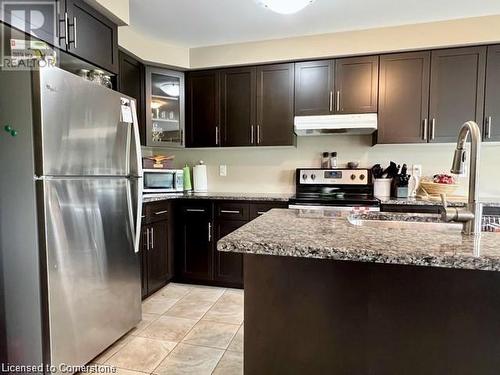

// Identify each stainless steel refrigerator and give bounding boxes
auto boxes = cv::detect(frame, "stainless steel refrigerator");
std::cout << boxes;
[0,66,143,371]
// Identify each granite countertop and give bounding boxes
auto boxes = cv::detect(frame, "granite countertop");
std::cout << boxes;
[381,197,500,208]
[143,192,293,203]
[217,208,500,272]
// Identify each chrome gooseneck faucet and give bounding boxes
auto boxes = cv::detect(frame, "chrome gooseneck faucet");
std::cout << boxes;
[440,121,483,235]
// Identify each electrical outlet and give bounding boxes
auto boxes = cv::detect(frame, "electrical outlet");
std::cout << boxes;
[219,165,227,177]
[412,164,422,177]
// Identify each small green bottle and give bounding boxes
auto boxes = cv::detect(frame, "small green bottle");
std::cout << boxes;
[183,164,192,192]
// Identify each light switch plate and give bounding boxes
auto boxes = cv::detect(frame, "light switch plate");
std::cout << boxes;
[219,165,227,177]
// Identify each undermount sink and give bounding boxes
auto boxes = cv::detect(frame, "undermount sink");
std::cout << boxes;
[347,212,464,232]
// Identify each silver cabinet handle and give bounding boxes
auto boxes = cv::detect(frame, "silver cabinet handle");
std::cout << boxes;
[154,210,168,215]
[422,118,428,141]
[329,91,333,112]
[151,227,154,249]
[257,125,261,145]
[220,210,240,214]
[336,91,340,112]
[250,125,255,144]
[72,16,77,48]
[215,125,219,145]
[486,116,492,139]
[257,211,266,215]
[208,222,212,242]
[146,228,150,251]
[64,12,69,47]
[186,208,205,212]
[430,118,436,141]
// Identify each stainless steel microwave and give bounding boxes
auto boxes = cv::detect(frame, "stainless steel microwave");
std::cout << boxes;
[143,169,184,193]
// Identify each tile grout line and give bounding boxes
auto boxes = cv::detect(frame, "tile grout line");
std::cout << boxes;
[149,285,229,374]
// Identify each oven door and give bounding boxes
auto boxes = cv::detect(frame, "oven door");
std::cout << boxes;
[143,170,179,193]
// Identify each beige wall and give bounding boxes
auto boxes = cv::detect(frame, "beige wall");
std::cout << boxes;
[143,136,500,199]
[85,0,130,25]
[189,15,500,68]
[118,26,190,68]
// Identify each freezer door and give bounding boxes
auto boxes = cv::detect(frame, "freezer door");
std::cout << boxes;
[36,67,132,176]
[41,177,141,367]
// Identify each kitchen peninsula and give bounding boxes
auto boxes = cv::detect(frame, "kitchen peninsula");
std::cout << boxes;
[218,209,500,375]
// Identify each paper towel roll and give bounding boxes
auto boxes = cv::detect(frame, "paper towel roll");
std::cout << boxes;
[193,161,208,192]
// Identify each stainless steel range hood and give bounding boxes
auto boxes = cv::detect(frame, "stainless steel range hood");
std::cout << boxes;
[294,113,377,136]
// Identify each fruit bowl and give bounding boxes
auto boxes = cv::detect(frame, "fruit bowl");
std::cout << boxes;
[420,181,459,196]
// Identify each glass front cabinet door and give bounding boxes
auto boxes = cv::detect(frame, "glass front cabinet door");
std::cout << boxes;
[146,67,185,147]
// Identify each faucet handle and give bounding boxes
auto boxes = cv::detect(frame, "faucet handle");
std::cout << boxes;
[440,193,448,208]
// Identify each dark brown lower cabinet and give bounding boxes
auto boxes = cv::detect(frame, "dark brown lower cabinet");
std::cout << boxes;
[141,202,174,299]
[177,201,214,283]
[175,200,288,288]
[214,220,245,287]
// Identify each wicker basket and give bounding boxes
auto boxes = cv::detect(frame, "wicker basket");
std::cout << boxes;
[420,181,459,196]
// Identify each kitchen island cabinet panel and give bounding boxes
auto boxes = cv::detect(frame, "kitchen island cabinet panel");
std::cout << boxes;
[214,220,245,287]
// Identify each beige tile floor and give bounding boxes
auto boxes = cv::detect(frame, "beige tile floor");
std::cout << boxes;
[92,283,244,375]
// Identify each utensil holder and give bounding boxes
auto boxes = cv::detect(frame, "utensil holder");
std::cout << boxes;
[374,178,392,198]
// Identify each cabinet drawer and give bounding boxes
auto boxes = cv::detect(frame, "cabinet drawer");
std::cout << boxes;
[250,202,288,220]
[144,201,170,223]
[215,202,250,221]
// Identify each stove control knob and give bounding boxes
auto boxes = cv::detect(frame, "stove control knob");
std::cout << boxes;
[302,174,308,180]
[359,174,366,181]
[311,174,316,180]
[351,174,356,180]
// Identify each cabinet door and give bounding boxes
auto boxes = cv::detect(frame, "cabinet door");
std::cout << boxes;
[118,50,146,145]
[294,60,334,116]
[429,47,486,143]
[214,220,245,287]
[179,203,213,282]
[147,220,170,294]
[256,64,295,146]
[66,0,118,73]
[220,67,256,146]
[146,67,185,148]
[186,70,220,147]
[335,56,379,114]
[378,52,431,144]
[0,0,66,49]
[484,45,500,142]
[140,226,149,299]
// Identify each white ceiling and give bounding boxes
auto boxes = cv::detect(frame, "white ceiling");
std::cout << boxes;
[130,0,500,48]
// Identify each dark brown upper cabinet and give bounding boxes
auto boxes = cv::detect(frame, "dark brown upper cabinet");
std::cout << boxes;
[220,67,257,147]
[295,60,334,116]
[118,50,146,145]
[256,63,295,146]
[186,70,221,147]
[378,52,431,144]
[484,45,500,142]
[428,47,486,143]
[65,0,119,73]
[334,56,379,114]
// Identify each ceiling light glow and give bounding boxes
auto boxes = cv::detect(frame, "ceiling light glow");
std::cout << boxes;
[255,0,315,15]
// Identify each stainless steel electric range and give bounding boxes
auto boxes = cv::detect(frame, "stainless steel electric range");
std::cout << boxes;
[288,168,380,211]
